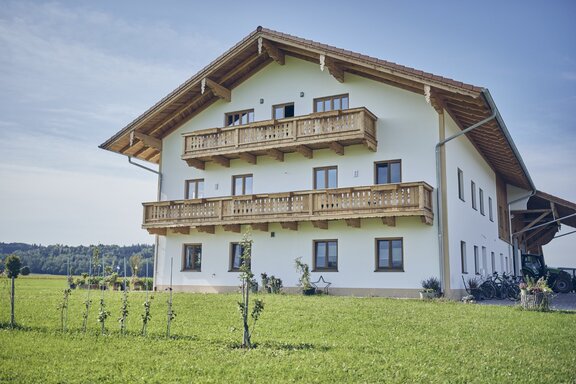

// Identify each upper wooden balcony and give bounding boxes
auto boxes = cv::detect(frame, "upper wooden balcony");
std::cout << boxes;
[181,107,377,169]
[142,182,434,235]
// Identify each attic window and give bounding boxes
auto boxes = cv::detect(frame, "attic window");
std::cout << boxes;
[225,109,254,127]
[314,94,349,113]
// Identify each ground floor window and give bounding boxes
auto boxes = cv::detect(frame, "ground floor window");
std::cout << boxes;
[375,238,403,271]
[460,241,468,274]
[313,240,338,271]
[182,244,202,271]
[229,242,249,271]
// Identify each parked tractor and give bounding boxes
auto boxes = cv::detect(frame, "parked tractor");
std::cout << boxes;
[521,254,574,293]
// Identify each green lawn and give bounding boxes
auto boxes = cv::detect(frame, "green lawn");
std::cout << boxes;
[0,276,574,383]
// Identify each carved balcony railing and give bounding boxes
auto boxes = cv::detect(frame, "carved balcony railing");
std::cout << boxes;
[181,107,377,169]
[142,182,433,235]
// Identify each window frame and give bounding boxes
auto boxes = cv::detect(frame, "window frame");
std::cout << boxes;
[458,168,465,201]
[488,197,494,222]
[474,245,480,275]
[313,239,338,272]
[272,102,295,119]
[313,166,338,190]
[185,178,205,200]
[460,241,468,274]
[225,108,254,127]
[375,238,404,272]
[491,251,496,274]
[232,174,253,196]
[479,188,485,215]
[182,243,202,272]
[471,181,477,210]
[229,242,249,272]
[374,160,402,184]
[313,94,349,113]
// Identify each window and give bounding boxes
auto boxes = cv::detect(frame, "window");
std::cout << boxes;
[460,241,468,274]
[481,246,487,275]
[232,174,253,195]
[500,253,505,272]
[376,238,403,271]
[314,166,337,189]
[182,244,202,271]
[488,197,494,222]
[479,188,485,215]
[375,160,401,184]
[273,103,294,119]
[314,94,349,112]
[491,251,496,274]
[229,243,249,271]
[185,179,204,199]
[313,240,338,271]
[474,246,480,275]
[471,181,477,210]
[458,168,465,201]
[225,109,254,127]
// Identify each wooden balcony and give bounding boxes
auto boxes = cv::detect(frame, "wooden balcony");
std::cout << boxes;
[181,107,377,169]
[142,182,434,235]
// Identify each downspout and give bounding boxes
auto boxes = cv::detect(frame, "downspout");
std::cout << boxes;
[127,155,163,291]
[482,90,537,276]
[434,91,497,293]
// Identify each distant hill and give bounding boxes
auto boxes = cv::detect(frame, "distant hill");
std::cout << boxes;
[0,243,154,277]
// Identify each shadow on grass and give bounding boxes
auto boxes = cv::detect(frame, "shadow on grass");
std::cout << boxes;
[227,340,330,351]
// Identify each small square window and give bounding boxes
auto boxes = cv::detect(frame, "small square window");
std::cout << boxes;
[375,160,401,184]
[314,166,337,189]
[185,179,204,199]
[183,244,202,271]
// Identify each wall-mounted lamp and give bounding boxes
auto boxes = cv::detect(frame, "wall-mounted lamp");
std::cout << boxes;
[260,98,264,104]
[300,91,305,98]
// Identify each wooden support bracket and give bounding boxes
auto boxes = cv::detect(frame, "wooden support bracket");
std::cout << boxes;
[382,217,396,227]
[204,78,231,102]
[197,225,215,234]
[223,224,241,233]
[133,131,162,150]
[238,152,257,165]
[262,40,285,65]
[312,220,328,230]
[329,141,344,155]
[186,158,205,170]
[420,216,434,226]
[325,57,345,83]
[281,222,298,231]
[211,155,230,168]
[295,145,313,159]
[172,226,190,235]
[251,222,269,232]
[345,218,361,228]
[147,228,167,236]
[266,148,284,162]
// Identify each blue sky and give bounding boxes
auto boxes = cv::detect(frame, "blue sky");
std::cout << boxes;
[0,1,574,262]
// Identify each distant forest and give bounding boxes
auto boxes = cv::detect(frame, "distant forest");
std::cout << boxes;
[0,243,154,277]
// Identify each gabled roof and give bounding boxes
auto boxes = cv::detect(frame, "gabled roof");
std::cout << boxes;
[100,26,533,190]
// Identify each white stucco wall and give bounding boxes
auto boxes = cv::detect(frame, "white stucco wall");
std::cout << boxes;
[154,56,442,293]
[444,114,512,290]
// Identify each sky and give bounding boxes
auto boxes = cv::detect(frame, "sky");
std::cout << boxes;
[0,1,574,264]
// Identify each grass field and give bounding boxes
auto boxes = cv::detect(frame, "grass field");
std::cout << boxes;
[0,275,574,383]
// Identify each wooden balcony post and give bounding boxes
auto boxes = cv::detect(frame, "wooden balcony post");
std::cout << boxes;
[235,127,240,148]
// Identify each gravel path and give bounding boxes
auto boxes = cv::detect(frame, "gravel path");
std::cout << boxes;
[478,292,576,311]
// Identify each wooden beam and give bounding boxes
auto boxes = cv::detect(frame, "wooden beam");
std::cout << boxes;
[345,218,361,228]
[238,152,257,165]
[197,225,215,234]
[382,217,396,227]
[172,226,190,235]
[266,148,284,162]
[251,222,269,232]
[280,222,298,231]
[421,215,434,226]
[147,228,167,236]
[211,155,230,167]
[312,220,328,230]
[295,145,313,159]
[204,78,231,102]
[325,57,345,83]
[329,141,344,155]
[185,158,205,170]
[262,40,285,65]
[223,224,241,233]
[133,131,162,150]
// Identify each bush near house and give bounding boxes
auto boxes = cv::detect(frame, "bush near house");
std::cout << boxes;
[0,276,574,383]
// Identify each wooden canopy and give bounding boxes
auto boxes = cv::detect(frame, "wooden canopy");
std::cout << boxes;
[100,26,532,190]
[512,191,576,253]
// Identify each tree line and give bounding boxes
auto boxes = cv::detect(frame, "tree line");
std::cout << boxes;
[0,243,154,277]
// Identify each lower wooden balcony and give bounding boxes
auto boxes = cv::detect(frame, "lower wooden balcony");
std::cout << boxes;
[143,182,434,235]
[181,107,377,169]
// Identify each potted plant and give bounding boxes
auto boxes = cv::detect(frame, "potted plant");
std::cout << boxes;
[420,277,441,299]
[520,277,552,311]
[467,277,482,300]
[295,257,315,295]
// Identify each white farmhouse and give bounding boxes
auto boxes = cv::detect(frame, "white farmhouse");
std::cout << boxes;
[100,27,575,298]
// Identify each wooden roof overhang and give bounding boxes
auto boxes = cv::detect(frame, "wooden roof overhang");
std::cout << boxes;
[511,191,576,253]
[99,26,533,190]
